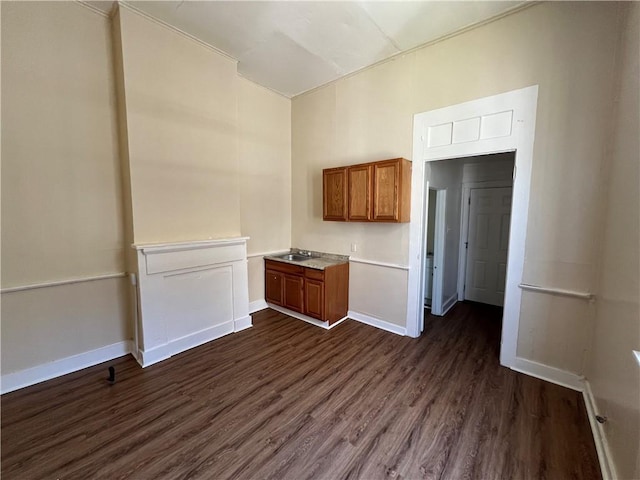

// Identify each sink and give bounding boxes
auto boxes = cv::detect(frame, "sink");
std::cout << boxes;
[276,253,311,262]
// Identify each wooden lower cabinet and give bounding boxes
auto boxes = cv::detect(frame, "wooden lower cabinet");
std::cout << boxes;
[283,274,304,312]
[265,259,348,324]
[265,270,284,305]
[304,279,324,319]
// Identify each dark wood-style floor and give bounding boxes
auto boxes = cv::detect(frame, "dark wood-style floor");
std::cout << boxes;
[1,303,601,480]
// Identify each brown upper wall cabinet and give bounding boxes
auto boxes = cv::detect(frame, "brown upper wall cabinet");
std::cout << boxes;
[323,158,411,223]
[348,164,373,221]
[323,167,348,221]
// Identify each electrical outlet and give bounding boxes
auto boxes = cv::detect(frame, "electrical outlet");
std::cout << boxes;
[351,243,357,253]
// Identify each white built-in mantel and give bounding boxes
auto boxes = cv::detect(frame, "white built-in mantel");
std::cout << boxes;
[133,237,251,367]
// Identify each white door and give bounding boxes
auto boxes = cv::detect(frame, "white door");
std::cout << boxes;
[464,187,512,306]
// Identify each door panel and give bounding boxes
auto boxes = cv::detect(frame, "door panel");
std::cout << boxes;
[283,274,304,313]
[499,213,511,251]
[465,187,512,306]
[475,214,490,249]
[265,270,283,305]
[304,279,324,319]
[472,261,487,289]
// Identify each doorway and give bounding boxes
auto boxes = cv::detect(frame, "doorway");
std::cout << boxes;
[424,189,437,308]
[423,188,446,317]
[406,85,539,370]
[423,154,514,320]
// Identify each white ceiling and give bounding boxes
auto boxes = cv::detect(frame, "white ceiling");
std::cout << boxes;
[91,1,529,97]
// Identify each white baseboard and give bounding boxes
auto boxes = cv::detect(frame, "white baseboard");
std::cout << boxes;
[1,340,133,394]
[267,303,347,330]
[249,299,268,314]
[137,321,235,367]
[348,310,407,336]
[583,380,616,480]
[511,357,584,391]
[234,315,253,332]
[442,294,458,315]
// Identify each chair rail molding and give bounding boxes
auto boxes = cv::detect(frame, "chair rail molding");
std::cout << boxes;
[0,272,127,294]
[518,283,594,301]
[133,237,251,367]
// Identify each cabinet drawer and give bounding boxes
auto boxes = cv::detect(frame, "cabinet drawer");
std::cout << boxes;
[304,268,325,281]
[265,259,304,275]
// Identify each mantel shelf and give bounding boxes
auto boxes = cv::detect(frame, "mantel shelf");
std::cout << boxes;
[133,237,250,254]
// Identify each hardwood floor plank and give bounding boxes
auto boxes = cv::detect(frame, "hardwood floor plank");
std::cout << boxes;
[1,303,601,479]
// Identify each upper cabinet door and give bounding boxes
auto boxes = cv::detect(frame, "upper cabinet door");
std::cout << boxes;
[372,158,411,223]
[348,164,372,221]
[323,167,348,221]
[373,160,400,221]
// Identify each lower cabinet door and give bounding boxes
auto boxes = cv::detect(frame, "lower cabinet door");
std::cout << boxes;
[304,279,325,320]
[265,270,283,305]
[283,274,304,313]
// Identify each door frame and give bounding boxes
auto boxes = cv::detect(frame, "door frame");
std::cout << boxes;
[406,85,538,370]
[457,180,514,301]
[425,188,446,315]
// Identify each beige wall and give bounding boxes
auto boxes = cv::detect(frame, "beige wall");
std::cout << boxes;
[349,263,408,327]
[1,279,130,374]
[1,2,124,286]
[1,2,130,374]
[115,6,240,245]
[238,78,291,303]
[586,2,640,478]
[291,2,623,373]
[1,3,292,375]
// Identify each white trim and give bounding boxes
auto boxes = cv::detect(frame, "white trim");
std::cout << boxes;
[348,310,407,336]
[349,258,409,271]
[137,321,236,367]
[133,237,250,254]
[234,315,253,332]
[237,73,291,100]
[518,283,594,301]
[247,250,289,259]
[1,273,127,294]
[634,350,640,367]
[1,341,133,394]
[407,85,539,379]
[117,2,238,63]
[249,299,269,314]
[134,237,249,367]
[421,187,433,323]
[267,303,348,330]
[441,294,458,316]
[76,0,112,18]
[511,357,584,392]
[583,380,616,480]
[430,189,447,315]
